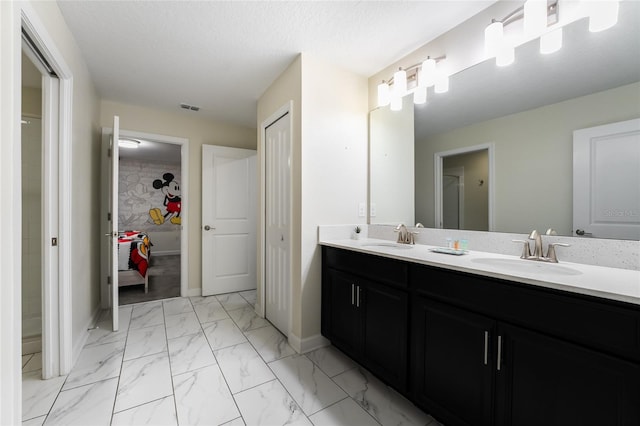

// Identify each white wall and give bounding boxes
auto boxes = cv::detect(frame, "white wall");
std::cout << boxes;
[416,82,640,235]
[100,101,256,292]
[257,54,369,349]
[300,54,369,341]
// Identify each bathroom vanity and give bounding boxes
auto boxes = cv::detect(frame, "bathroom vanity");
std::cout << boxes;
[320,240,640,426]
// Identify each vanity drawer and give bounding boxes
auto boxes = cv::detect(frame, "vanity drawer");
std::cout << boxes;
[411,264,640,363]
[323,246,409,288]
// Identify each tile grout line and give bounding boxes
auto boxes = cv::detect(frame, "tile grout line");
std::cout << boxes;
[109,304,134,423]
[196,294,245,425]
[160,299,180,426]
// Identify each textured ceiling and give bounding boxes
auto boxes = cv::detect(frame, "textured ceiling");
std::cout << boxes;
[57,0,496,128]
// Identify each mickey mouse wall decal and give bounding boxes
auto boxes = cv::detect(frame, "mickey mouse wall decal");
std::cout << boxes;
[149,172,181,225]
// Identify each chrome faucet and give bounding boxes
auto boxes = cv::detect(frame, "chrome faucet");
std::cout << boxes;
[395,223,417,245]
[529,230,544,259]
[512,229,570,263]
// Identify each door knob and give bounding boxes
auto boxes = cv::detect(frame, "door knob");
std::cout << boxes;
[204,225,215,231]
[575,229,593,236]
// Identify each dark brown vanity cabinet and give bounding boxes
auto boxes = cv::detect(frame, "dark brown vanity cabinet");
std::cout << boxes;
[321,246,640,426]
[321,247,409,392]
[411,264,640,426]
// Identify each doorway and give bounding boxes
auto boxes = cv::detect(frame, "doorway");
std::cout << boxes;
[435,143,494,231]
[100,128,189,313]
[119,138,183,305]
[21,27,69,380]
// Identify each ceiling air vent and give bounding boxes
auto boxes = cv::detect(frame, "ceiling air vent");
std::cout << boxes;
[180,103,200,111]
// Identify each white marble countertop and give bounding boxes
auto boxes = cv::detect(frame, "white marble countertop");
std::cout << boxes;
[320,238,640,306]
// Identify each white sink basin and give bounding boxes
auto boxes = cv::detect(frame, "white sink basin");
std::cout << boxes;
[470,257,582,276]
[361,242,414,250]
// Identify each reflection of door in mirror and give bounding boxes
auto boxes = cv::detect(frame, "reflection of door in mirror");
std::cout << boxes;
[436,149,489,231]
[573,118,640,240]
[443,169,463,229]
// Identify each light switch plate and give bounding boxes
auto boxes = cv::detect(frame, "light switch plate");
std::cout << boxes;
[358,202,366,217]
[370,203,377,217]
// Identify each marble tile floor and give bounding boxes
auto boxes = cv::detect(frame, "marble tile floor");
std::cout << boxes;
[22,290,441,426]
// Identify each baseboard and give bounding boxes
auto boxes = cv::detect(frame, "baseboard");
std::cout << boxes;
[153,250,180,256]
[71,304,102,370]
[186,287,202,297]
[288,332,330,354]
[22,335,42,355]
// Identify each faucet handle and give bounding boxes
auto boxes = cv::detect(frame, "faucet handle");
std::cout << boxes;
[512,239,531,259]
[546,242,570,263]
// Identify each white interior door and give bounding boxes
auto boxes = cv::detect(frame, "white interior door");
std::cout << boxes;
[202,145,257,296]
[109,116,119,331]
[573,118,640,240]
[442,175,460,229]
[265,113,291,336]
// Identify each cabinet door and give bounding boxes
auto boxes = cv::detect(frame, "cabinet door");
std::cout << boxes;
[361,280,408,392]
[496,323,640,426]
[412,297,495,426]
[325,269,361,358]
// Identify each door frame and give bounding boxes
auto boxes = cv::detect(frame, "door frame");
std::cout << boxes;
[100,128,190,305]
[22,4,73,378]
[434,143,495,231]
[258,101,293,334]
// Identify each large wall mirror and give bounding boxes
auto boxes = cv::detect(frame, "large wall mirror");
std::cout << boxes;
[370,1,640,240]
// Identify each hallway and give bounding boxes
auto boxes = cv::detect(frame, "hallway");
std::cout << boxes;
[21,291,438,426]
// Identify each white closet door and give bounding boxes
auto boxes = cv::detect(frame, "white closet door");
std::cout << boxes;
[265,112,291,336]
[573,118,640,240]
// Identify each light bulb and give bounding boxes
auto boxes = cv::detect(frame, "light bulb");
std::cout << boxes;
[524,0,548,38]
[434,72,449,94]
[484,21,504,59]
[390,95,403,111]
[377,81,390,107]
[420,58,436,87]
[393,68,407,96]
[589,0,619,32]
[119,139,140,149]
[414,86,427,105]
[540,27,562,54]
[496,41,514,67]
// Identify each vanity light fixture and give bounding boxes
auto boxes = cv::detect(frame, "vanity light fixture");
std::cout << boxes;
[484,20,504,59]
[376,55,447,110]
[413,86,427,105]
[377,80,391,107]
[118,138,141,149]
[484,0,619,65]
[524,0,548,38]
[540,27,563,54]
[588,0,619,32]
[393,68,407,96]
[434,64,450,93]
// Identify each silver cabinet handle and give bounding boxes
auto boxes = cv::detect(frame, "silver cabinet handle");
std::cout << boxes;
[351,284,355,305]
[484,331,489,366]
[497,335,502,371]
[356,286,361,308]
